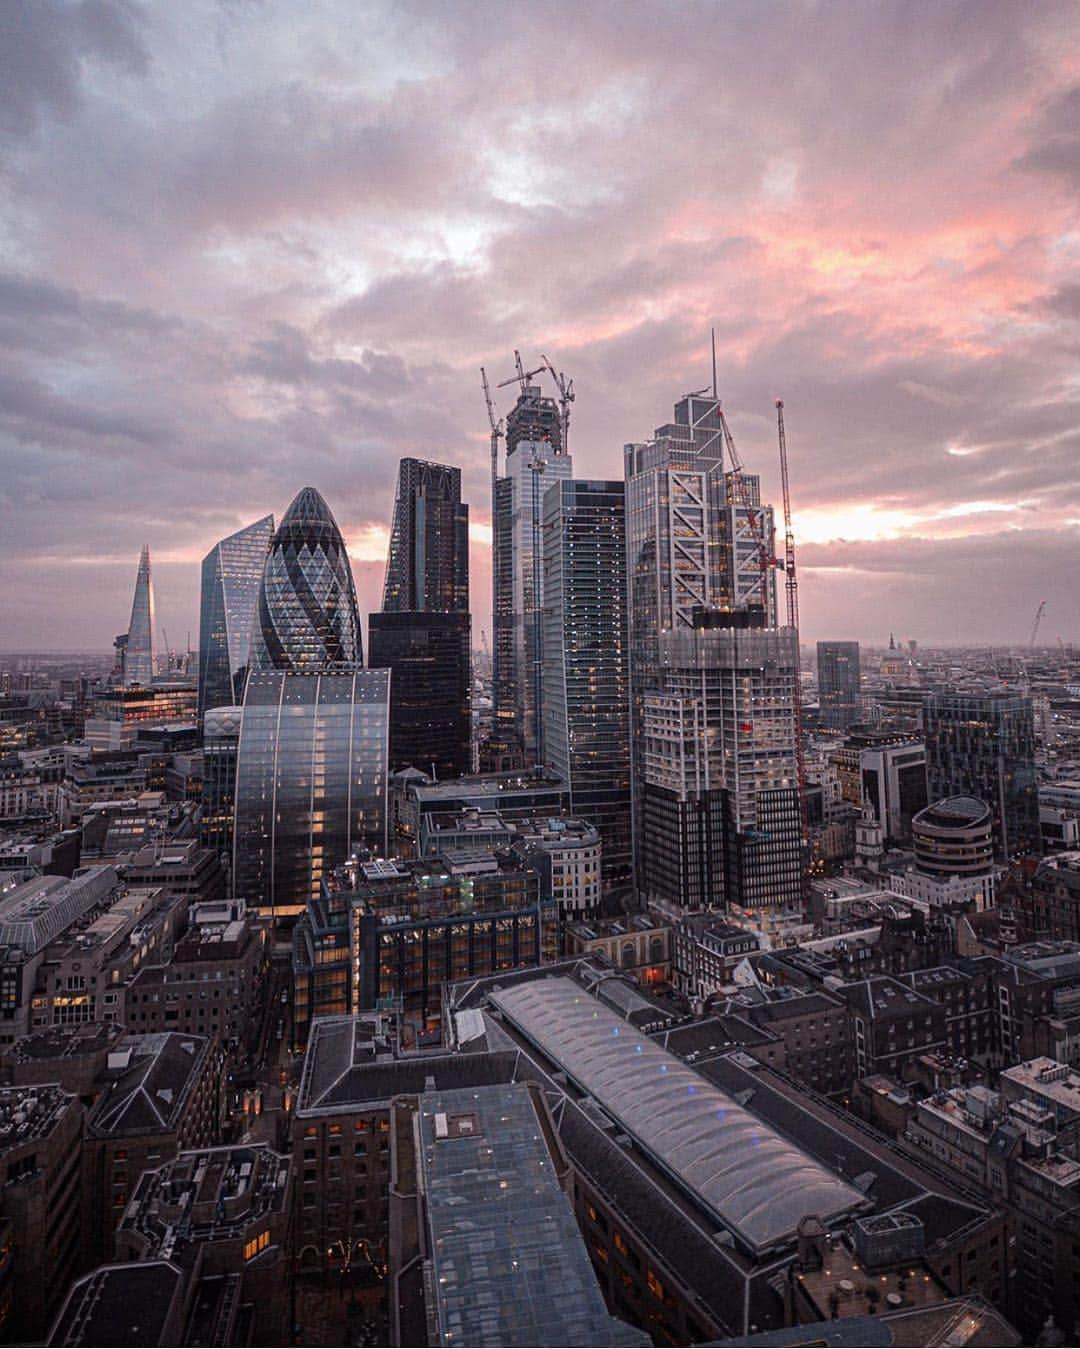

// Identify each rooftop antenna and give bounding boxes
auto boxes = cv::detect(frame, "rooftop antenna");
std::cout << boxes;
[711,327,718,399]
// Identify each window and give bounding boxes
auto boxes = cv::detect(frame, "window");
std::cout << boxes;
[243,1229,271,1261]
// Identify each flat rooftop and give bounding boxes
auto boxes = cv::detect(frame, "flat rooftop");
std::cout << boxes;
[489,976,869,1254]
[418,1082,647,1348]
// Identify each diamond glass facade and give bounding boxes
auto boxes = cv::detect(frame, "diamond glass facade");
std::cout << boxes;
[249,487,362,672]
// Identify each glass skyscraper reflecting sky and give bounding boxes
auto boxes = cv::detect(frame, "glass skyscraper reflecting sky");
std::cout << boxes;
[198,515,274,713]
[249,487,362,672]
[542,479,631,897]
[124,543,156,686]
[232,670,390,920]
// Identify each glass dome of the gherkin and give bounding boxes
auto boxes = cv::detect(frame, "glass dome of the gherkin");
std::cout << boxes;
[249,486,363,672]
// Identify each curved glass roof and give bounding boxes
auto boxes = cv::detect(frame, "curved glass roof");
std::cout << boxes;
[490,976,867,1253]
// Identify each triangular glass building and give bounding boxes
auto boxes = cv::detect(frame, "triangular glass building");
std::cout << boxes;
[198,514,275,712]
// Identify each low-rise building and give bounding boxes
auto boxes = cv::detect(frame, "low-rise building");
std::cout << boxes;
[671,916,760,1000]
[116,1144,293,1346]
[84,1031,224,1265]
[564,914,670,984]
[0,1085,83,1341]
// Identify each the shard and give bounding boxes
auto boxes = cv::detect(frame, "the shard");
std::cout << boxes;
[124,544,156,685]
[249,487,362,672]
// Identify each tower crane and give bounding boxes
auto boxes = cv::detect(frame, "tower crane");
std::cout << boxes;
[1029,600,1047,650]
[539,354,574,456]
[776,399,808,833]
[498,351,547,396]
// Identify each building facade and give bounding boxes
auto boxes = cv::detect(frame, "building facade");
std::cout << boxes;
[198,515,274,714]
[817,641,861,730]
[232,671,390,921]
[542,479,632,897]
[625,391,797,912]
[248,487,363,672]
[493,383,572,762]
[370,458,471,780]
[924,690,1040,860]
[123,544,156,686]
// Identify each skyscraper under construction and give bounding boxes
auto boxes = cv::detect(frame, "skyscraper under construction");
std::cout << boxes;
[625,391,803,912]
[492,381,572,764]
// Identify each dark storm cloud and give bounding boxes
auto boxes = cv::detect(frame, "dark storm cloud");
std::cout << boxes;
[0,0,1078,648]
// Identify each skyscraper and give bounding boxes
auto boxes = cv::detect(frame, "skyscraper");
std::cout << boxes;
[924,689,1040,860]
[249,487,362,671]
[492,383,572,762]
[625,391,800,913]
[124,544,156,686]
[817,640,861,729]
[232,670,390,920]
[198,515,274,713]
[369,460,471,778]
[542,479,631,896]
[232,486,386,921]
[381,458,468,613]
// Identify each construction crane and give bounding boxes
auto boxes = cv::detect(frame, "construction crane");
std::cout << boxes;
[480,367,503,518]
[776,399,808,834]
[497,351,547,396]
[714,405,776,614]
[1029,600,1047,650]
[539,354,574,455]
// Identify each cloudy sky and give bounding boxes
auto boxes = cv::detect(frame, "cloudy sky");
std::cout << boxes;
[2,0,1078,652]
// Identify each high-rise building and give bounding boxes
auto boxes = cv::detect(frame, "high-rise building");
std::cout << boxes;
[492,384,572,762]
[369,460,471,778]
[232,670,389,921]
[542,479,631,897]
[817,640,861,729]
[200,705,242,863]
[248,487,362,672]
[924,689,1040,860]
[380,458,468,613]
[625,392,799,913]
[124,544,156,685]
[198,515,274,713]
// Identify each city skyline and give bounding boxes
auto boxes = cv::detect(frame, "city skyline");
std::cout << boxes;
[3,1,1079,652]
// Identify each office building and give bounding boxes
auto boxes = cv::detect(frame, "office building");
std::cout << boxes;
[248,487,362,672]
[199,704,242,861]
[232,670,389,922]
[380,457,468,613]
[198,514,274,713]
[639,619,803,912]
[924,690,1040,859]
[123,544,156,686]
[370,459,471,778]
[891,795,999,913]
[493,382,572,761]
[831,727,927,843]
[292,851,552,1031]
[542,479,631,896]
[625,391,798,912]
[817,640,861,729]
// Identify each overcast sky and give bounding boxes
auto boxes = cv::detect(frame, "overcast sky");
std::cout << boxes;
[1,0,1078,652]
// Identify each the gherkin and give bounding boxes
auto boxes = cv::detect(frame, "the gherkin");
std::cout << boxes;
[249,487,363,672]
